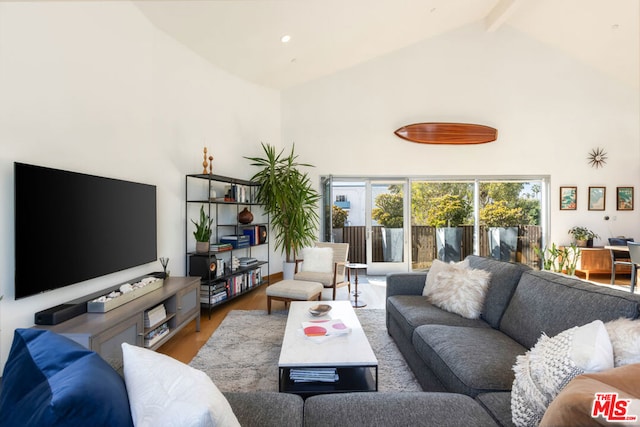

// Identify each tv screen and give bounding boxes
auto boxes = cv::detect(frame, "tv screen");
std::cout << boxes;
[14,162,157,299]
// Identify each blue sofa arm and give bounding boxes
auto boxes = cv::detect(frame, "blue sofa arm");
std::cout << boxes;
[386,272,427,298]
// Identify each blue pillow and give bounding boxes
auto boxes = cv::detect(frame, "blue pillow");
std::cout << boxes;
[0,329,133,426]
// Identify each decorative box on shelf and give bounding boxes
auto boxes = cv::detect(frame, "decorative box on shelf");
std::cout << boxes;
[87,277,164,313]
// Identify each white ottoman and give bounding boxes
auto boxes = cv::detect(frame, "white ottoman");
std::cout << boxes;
[266,279,323,314]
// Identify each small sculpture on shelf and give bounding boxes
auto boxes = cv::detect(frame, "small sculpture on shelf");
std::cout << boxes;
[202,147,209,174]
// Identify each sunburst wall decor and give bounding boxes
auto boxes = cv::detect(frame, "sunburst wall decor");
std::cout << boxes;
[587,147,607,168]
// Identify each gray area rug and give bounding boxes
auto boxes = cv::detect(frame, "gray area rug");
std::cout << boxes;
[189,309,422,392]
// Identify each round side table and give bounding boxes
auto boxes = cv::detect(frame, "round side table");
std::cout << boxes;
[345,263,368,308]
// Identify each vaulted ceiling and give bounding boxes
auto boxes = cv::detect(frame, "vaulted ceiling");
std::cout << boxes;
[134,0,639,90]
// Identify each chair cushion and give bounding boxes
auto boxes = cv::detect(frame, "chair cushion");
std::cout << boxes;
[294,271,334,287]
[301,247,333,273]
[266,279,323,299]
[0,329,133,427]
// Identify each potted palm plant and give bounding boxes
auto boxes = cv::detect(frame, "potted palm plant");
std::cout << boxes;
[191,205,213,253]
[246,143,320,278]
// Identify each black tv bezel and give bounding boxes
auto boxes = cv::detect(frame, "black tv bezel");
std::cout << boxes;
[14,162,158,299]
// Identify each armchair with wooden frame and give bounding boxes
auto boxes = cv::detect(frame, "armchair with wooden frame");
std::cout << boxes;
[294,242,350,300]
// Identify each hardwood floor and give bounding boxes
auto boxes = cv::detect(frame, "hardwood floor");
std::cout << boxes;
[157,271,636,364]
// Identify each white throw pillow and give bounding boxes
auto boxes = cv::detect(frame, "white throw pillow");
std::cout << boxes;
[511,320,614,427]
[301,247,333,273]
[423,264,490,319]
[422,258,469,296]
[605,317,640,367]
[122,343,240,427]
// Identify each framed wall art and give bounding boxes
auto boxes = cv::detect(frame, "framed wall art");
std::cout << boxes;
[560,186,577,210]
[588,186,606,211]
[617,187,634,211]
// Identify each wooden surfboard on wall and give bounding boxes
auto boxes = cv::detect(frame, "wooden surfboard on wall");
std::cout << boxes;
[394,123,498,145]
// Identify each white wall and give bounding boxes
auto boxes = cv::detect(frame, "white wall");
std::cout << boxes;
[282,23,640,247]
[0,2,280,370]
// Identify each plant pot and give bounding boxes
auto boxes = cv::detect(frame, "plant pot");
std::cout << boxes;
[282,261,296,280]
[436,227,463,262]
[195,241,209,253]
[575,239,590,248]
[238,207,254,224]
[488,227,518,262]
[382,227,404,262]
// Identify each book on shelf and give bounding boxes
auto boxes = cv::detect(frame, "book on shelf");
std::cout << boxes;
[144,322,170,347]
[144,304,167,328]
[289,368,339,383]
[242,226,261,246]
[238,257,258,267]
[210,243,233,252]
[220,235,250,249]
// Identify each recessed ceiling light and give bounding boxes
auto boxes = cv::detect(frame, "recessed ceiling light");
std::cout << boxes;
[281,35,291,43]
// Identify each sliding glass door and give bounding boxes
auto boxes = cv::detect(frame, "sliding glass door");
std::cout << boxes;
[323,176,548,273]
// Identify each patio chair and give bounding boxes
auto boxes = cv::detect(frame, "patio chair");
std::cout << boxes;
[609,237,634,285]
[627,241,640,293]
[294,242,350,300]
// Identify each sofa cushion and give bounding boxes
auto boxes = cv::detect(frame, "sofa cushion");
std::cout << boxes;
[500,270,640,348]
[387,295,490,342]
[0,329,133,427]
[223,392,304,427]
[511,320,614,427]
[605,318,640,367]
[466,255,531,328]
[539,363,640,427]
[122,343,240,427]
[412,324,527,396]
[304,392,499,427]
[476,392,514,427]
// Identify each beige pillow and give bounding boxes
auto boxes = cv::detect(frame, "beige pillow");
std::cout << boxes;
[540,363,640,426]
[423,260,490,319]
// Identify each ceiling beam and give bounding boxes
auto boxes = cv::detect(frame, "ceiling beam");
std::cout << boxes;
[485,0,524,32]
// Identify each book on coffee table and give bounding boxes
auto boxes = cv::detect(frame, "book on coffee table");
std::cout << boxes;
[301,319,351,337]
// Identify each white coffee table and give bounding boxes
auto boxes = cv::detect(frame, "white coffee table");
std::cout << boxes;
[278,301,378,397]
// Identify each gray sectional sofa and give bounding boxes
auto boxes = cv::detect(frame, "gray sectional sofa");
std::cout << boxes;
[5,255,639,426]
[386,255,640,426]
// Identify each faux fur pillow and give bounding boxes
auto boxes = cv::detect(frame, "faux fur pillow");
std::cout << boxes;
[511,320,614,427]
[422,259,469,296]
[423,263,490,319]
[605,318,640,366]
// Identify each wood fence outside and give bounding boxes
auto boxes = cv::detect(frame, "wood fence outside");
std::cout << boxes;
[336,225,542,270]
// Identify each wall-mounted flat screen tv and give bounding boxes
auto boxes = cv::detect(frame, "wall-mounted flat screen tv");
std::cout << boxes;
[14,162,157,299]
